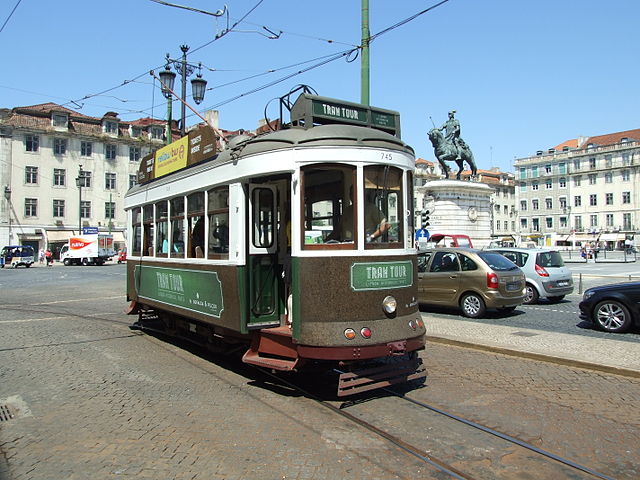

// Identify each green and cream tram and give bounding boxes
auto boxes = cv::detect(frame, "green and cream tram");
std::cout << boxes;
[125,94,426,396]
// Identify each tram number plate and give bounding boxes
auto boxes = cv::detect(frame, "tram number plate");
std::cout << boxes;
[506,282,521,291]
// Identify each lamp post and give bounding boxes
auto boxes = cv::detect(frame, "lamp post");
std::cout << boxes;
[4,186,11,244]
[160,45,207,139]
[75,166,84,234]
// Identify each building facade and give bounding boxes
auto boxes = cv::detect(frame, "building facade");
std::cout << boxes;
[514,128,640,249]
[0,103,171,255]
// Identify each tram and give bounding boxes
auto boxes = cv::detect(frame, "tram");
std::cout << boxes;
[124,92,426,396]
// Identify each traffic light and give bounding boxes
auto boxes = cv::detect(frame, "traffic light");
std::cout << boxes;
[421,209,430,228]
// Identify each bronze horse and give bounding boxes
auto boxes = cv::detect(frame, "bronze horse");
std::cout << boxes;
[428,128,477,180]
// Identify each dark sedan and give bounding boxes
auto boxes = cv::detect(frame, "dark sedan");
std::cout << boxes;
[579,281,640,333]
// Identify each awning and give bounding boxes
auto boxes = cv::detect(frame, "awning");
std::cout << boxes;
[46,230,73,242]
[598,233,625,241]
[110,231,126,243]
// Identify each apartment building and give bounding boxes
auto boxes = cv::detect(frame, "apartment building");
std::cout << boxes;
[514,128,639,249]
[0,103,172,254]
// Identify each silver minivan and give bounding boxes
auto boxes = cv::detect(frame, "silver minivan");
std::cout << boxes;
[490,248,573,304]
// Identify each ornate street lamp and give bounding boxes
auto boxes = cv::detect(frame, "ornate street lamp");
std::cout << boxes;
[159,64,177,145]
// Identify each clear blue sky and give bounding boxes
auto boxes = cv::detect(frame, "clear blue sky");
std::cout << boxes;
[1,0,638,172]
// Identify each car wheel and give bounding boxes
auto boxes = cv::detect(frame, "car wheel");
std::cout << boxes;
[82,258,89,266]
[63,258,71,266]
[460,293,486,318]
[523,283,539,304]
[547,295,565,303]
[593,300,632,333]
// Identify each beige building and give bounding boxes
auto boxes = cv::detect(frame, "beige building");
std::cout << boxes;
[0,103,171,255]
[514,128,640,249]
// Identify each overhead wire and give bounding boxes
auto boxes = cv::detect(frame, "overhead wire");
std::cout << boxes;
[0,0,23,34]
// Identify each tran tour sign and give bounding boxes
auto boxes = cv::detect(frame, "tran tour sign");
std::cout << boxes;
[350,261,413,291]
[291,94,400,137]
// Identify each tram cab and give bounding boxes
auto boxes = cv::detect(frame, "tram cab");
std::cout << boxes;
[124,93,426,396]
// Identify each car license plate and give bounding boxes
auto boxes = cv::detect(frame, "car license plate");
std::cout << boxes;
[506,282,520,291]
[557,281,569,286]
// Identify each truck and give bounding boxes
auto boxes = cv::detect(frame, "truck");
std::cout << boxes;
[59,234,116,266]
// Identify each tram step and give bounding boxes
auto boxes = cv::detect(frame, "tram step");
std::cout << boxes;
[242,349,300,371]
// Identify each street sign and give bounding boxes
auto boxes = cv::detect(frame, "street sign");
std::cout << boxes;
[83,227,99,234]
[415,228,430,241]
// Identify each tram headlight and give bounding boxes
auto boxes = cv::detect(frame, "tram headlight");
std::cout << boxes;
[382,295,397,315]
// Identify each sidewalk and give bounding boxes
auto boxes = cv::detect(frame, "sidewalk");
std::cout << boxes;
[422,313,640,377]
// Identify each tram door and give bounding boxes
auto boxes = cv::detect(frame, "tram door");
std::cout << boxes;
[247,184,280,328]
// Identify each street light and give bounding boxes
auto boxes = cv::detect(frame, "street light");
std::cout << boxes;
[161,45,208,139]
[159,65,176,145]
[75,166,84,234]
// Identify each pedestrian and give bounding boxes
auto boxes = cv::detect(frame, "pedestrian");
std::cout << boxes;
[39,248,45,265]
[45,249,53,267]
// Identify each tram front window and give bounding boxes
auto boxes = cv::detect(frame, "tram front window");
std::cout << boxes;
[363,165,403,248]
[302,164,355,248]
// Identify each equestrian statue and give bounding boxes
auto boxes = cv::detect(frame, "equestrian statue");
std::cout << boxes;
[428,110,477,180]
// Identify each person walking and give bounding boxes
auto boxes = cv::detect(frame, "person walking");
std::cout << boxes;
[39,248,45,265]
[45,249,53,267]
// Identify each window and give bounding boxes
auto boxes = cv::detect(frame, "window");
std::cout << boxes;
[574,216,582,230]
[143,204,154,256]
[81,141,92,157]
[105,172,116,190]
[132,208,142,257]
[53,199,65,217]
[26,135,39,152]
[520,200,527,211]
[622,153,631,166]
[80,171,92,188]
[589,194,597,206]
[520,218,528,229]
[503,205,508,215]
[531,166,539,177]
[363,166,403,248]
[574,195,582,207]
[560,216,567,228]
[545,164,552,174]
[559,197,567,209]
[105,202,116,220]
[104,120,118,134]
[532,218,540,232]
[129,146,141,162]
[605,172,612,183]
[187,192,205,258]
[25,198,37,217]
[545,179,552,189]
[129,174,137,189]
[25,166,38,184]
[605,193,613,205]
[208,187,230,259]
[622,192,631,204]
[606,214,614,227]
[588,174,597,185]
[150,127,163,140]
[545,198,553,209]
[532,181,539,191]
[622,170,630,181]
[519,182,527,192]
[573,175,581,187]
[519,168,526,180]
[589,157,596,169]
[53,168,66,186]
[573,159,581,170]
[546,217,553,229]
[52,113,67,127]
[81,201,91,219]
[623,213,632,230]
[558,163,566,174]
[155,201,168,256]
[605,155,612,168]
[131,127,141,138]
[559,177,566,188]
[170,197,185,258]
[532,199,539,210]
[105,144,117,160]
[53,138,67,155]
[302,164,355,248]
[590,214,598,228]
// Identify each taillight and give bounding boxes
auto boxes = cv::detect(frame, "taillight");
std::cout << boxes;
[487,272,499,289]
[535,264,549,277]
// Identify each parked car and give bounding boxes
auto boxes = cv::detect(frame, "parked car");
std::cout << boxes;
[489,248,573,304]
[579,282,640,333]
[425,233,473,248]
[417,247,525,318]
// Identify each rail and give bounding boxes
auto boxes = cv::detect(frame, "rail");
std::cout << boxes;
[560,249,637,263]
[574,273,640,294]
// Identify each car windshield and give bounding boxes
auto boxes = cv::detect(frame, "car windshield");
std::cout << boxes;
[477,252,520,271]
[536,251,564,268]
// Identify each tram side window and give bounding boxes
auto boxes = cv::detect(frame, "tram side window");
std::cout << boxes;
[132,207,142,256]
[156,201,168,257]
[302,164,356,248]
[187,192,205,258]
[208,187,229,258]
[252,188,274,248]
[143,204,154,256]
[170,196,185,257]
[363,165,403,248]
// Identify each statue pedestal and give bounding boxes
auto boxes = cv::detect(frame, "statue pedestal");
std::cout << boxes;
[420,179,494,248]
